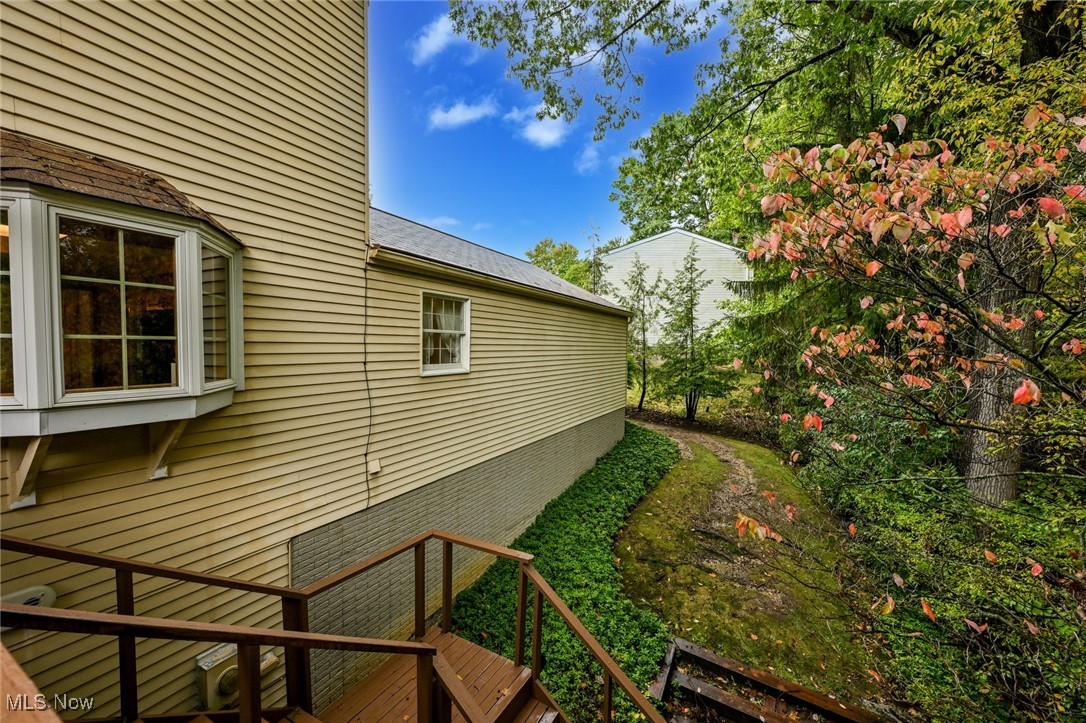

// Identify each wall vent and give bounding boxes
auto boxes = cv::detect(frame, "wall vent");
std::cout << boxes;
[0,585,57,631]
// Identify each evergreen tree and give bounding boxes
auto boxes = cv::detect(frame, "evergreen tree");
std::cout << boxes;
[617,254,662,411]
[657,242,737,420]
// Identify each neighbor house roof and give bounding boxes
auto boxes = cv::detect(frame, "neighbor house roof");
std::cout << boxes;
[370,208,625,313]
[599,227,745,257]
[0,129,240,243]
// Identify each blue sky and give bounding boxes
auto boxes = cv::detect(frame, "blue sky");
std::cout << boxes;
[368,1,727,259]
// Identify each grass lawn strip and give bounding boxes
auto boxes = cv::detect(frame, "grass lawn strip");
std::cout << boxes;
[615,425,880,702]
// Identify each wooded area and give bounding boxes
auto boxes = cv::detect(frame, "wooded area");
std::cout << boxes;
[454,1,1084,719]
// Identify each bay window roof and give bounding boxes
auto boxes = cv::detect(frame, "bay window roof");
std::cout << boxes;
[0,130,241,245]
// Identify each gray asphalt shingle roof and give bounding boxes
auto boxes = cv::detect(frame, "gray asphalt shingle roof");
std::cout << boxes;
[370,208,625,313]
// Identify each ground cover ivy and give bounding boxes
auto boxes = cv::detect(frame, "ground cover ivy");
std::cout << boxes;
[451,422,679,721]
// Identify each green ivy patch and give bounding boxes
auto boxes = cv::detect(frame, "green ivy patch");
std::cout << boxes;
[451,422,679,721]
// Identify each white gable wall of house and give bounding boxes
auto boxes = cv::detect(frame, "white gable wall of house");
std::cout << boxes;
[600,229,751,343]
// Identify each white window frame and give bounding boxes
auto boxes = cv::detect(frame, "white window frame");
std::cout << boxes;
[420,291,470,377]
[0,187,243,434]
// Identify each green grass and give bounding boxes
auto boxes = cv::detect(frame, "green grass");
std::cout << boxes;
[615,435,879,696]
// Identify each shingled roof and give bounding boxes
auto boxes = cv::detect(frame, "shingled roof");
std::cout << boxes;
[370,208,626,314]
[0,130,239,242]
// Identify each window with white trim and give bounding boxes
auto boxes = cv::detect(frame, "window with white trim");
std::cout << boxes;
[421,293,469,375]
[0,190,243,435]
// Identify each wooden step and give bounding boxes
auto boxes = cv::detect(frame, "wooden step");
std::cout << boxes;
[489,668,533,723]
[283,709,323,723]
[510,697,561,723]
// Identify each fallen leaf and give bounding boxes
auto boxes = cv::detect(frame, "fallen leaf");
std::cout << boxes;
[892,573,904,587]
[1025,619,1040,635]
[984,549,997,563]
[750,633,759,640]
[965,618,988,633]
[848,523,857,536]
[921,598,936,622]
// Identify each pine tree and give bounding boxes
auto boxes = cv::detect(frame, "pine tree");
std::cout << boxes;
[657,242,737,420]
[618,254,662,411]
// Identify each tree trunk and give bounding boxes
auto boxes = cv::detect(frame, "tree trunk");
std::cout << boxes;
[638,355,648,411]
[960,223,1036,505]
[961,367,1020,505]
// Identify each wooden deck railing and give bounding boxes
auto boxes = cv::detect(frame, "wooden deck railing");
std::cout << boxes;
[0,529,664,723]
[0,603,436,723]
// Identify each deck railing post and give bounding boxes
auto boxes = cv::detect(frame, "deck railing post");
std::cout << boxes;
[441,541,453,632]
[514,563,527,667]
[436,678,452,723]
[237,643,262,723]
[282,597,313,711]
[115,570,138,722]
[417,654,434,723]
[414,541,427,639]
[531,585,543,678]
[603,672,613,721]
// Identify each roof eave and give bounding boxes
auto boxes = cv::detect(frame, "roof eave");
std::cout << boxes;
[371,246,632,318]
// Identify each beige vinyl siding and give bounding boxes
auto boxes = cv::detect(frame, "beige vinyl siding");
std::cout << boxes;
[362,262,627,507]
[1,0,369,715]
[0,1,628,716]
[602,230,752,343]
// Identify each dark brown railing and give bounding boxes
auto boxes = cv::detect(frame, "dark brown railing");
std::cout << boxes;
[0,529,664,723]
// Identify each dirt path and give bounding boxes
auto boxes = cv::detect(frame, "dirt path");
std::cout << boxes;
[617,420,879,702]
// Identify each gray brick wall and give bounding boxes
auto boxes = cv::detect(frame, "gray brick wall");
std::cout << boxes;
[290,408,624,712]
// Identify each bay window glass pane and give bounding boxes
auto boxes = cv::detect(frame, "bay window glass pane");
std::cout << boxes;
[0,338,11,396]
[202,247,230,383]
[126,286,176,336]
[1,209,11,396]
[64,338,123,392]
[59,218,120,279]
[61,280,122,336]
[1,208,9,272]
[58,216,177,393]
[125,230,175,285]
[128,339,176,387]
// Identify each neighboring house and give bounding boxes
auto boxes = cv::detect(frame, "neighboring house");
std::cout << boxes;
[599,228,751,343]
[0,1,627,716]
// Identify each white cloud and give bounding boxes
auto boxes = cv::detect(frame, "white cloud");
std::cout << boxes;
[422,216,460,229]
[411,15,457,65]
[575,144,601,174]
[504,104,570,149]
[428,98,499,130]
[502,106,536,124]
[473,222,494,231]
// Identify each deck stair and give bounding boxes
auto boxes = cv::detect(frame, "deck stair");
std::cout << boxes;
[650,638,882,722]
[322,628,561,723]
[0,530,658,723]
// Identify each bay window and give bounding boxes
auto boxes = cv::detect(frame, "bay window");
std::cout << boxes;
[0,190,243,436]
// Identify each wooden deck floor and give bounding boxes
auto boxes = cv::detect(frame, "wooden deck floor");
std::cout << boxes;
[320,628,560,723]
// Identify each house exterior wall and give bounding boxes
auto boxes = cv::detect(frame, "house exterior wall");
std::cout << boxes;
[0,1,628,716]
[292,409,624,713]
[601,230,751,344]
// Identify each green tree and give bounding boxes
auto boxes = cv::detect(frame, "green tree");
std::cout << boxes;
[525,237,591,289]
[617,254,662,410]
[656,242,737,420]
